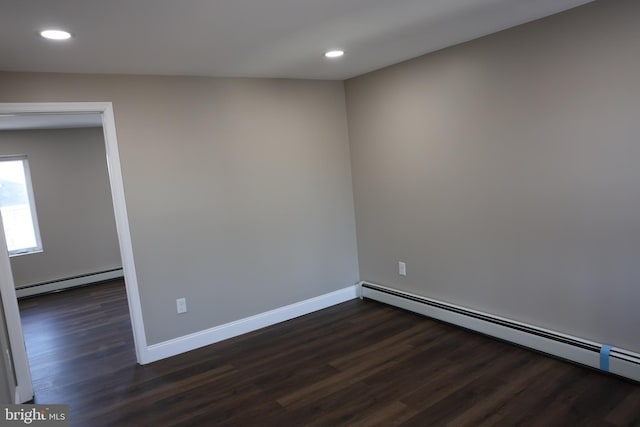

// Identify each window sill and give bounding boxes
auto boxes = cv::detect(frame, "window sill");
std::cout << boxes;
[9,249,43,258]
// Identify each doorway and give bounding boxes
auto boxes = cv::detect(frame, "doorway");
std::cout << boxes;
[0,103,148,403]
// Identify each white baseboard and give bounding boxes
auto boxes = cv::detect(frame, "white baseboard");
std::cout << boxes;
[15,268,124,298]
[142,285,359,364]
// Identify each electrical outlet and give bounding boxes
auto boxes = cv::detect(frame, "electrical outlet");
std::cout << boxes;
[176,298,187,314]
[398,261,407,276]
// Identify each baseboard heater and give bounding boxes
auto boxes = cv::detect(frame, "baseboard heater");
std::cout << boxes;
[16,268,124,298]
[360,281,640,383]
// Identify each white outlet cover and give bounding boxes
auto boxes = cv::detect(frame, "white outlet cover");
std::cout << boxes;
[399,261,407,276]
[176,298,187,314]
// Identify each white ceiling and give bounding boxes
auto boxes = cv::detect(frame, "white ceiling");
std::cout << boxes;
[0,0,593,80]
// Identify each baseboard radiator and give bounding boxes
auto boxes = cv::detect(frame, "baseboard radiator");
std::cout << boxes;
[361,282,640,382]
[16,268,124,298]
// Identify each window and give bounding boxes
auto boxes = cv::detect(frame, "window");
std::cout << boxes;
[0,155,42,256]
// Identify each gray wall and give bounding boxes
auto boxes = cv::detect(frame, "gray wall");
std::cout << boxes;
[0,74,359,345]
[0,127,121,288]
[345,0,640,353]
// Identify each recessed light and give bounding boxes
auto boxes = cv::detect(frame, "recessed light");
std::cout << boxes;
[40,30,72,40]
[324,50,344,58]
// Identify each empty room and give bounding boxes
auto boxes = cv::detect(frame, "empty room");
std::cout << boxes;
[0,0,638,425]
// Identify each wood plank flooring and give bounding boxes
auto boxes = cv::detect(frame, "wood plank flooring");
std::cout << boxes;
[18,280,640,426]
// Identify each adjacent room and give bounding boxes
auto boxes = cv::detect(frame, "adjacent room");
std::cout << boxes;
[1,0,639,425]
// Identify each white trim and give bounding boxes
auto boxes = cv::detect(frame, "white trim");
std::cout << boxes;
[102,102,147,364]
[361,281,640,382]
[0,207,33,402]
[145,285,358,364]
[15,269,124,298]
[0,103,149,368]
[100,103,149,364]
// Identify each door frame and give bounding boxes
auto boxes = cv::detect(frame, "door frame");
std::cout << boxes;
[0,103,149,402]
[0,217,30,403]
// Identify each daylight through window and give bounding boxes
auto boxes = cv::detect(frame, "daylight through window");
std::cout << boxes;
[0,155,42,256]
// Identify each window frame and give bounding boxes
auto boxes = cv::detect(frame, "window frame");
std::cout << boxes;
[0,154,43,257]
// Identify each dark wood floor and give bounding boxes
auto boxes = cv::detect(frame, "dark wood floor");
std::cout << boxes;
[18,280,639,426]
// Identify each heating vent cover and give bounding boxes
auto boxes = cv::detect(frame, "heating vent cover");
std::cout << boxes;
[361,282,640,383]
